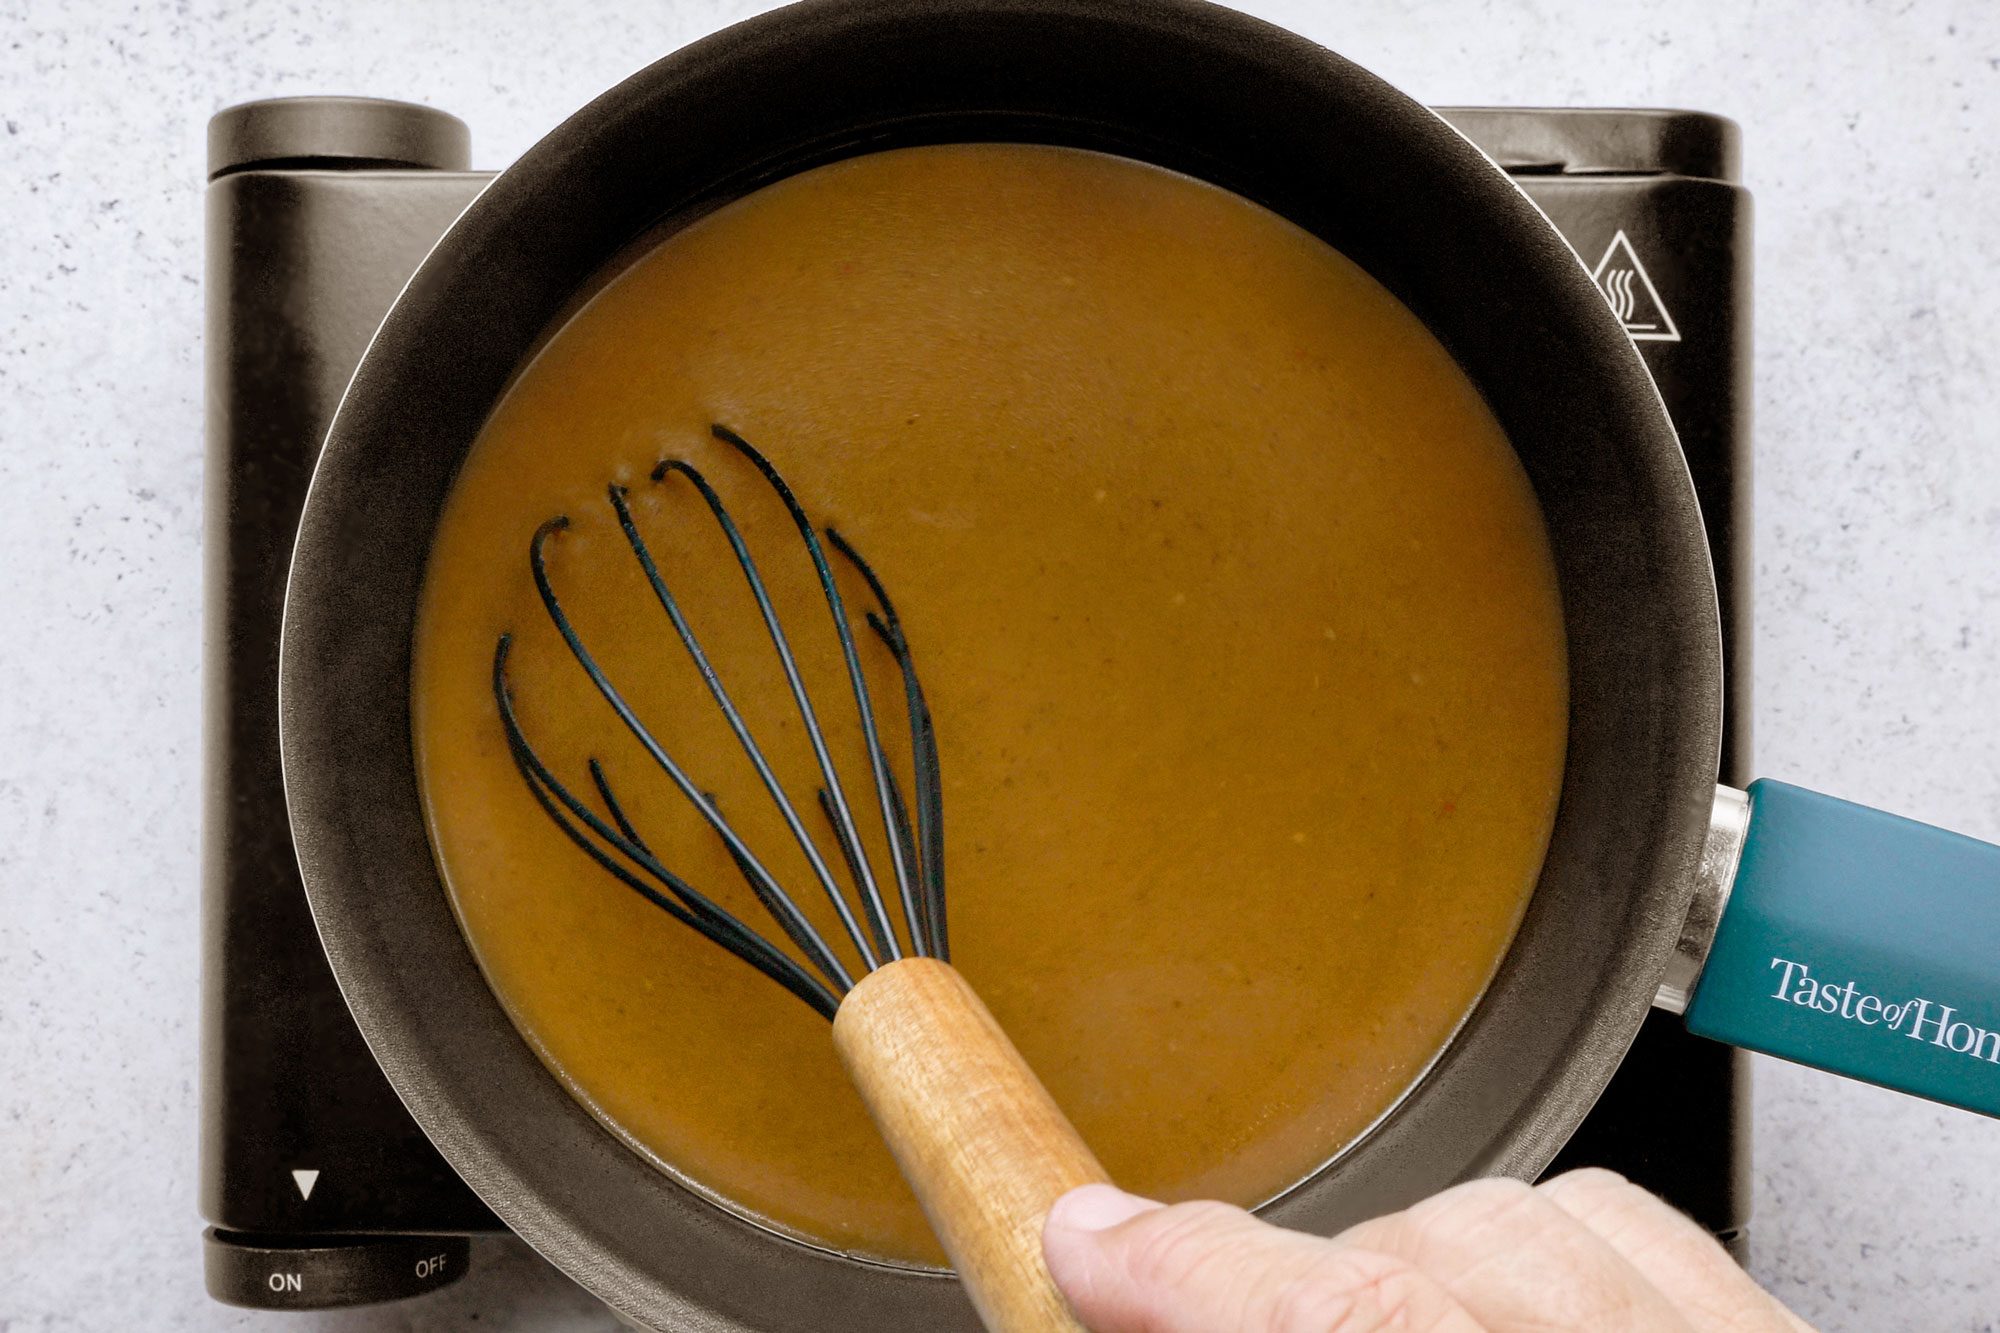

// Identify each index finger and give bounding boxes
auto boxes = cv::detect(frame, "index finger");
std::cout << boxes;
[1044,1189,1488,1333]
[1336,1177,1697,1333]
[1536,1170,1816,1332]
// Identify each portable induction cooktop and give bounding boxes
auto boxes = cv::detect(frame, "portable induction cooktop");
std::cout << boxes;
[199,97,1752,1312]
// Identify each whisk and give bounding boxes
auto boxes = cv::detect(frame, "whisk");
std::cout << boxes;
[491,424,1109,1333]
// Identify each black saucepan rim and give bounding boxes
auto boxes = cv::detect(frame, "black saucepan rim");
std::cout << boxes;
[279,1,1723,1328]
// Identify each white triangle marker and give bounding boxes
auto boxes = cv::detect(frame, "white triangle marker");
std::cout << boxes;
[1588,230,1682,343]
[292,1169,320,1201]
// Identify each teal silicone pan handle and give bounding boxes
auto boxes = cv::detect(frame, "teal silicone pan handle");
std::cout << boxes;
[1684,779,2000,1117]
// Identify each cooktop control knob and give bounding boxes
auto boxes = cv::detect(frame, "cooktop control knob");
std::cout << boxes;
[203,1229,471,1310]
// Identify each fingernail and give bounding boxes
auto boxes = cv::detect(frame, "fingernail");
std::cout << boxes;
[1047,1184,1165,1234]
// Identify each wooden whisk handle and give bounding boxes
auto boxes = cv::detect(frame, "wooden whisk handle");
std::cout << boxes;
[832,957,1109,1332]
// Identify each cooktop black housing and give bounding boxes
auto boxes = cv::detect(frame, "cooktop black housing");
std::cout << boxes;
[200,98,1750,1311]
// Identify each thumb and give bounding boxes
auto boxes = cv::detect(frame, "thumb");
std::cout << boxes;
[1041,1185,1482,1333]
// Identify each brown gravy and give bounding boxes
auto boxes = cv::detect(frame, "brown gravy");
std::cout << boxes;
[412,144,1567,1266]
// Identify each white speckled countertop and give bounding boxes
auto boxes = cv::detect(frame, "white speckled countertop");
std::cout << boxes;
[3,0,1998,1328]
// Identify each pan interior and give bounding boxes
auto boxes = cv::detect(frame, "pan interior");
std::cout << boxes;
[409,142,1570,1266]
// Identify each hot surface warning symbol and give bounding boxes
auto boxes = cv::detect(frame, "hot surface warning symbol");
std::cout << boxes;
[1589,230,1681,343]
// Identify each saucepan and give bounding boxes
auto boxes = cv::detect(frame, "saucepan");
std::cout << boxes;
[277,1,2000,1328]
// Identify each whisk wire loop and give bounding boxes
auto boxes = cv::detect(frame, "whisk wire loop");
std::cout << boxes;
[524,516,857,992]
[710,424,921,961]
[586,757,857,989]
[607,478,883,975]
[493,427,949,1016]
[492,636,842,1017]
[826,527,949,961]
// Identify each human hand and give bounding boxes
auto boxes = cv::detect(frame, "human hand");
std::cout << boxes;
[1042,1168,1816,1332]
